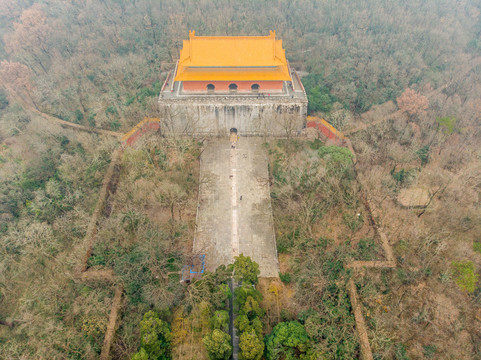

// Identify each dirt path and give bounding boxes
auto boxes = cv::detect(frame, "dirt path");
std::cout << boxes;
[100,284,124,360]
[3,86,123,138]
[347,278,374,360]
[194,137,279,277]
[81,148,123,273]
[32,107,123,137]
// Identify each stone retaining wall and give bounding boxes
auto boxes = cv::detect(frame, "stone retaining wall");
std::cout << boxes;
[159,97,307,136]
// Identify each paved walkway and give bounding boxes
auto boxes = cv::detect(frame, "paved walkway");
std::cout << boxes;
[193,137,279,277]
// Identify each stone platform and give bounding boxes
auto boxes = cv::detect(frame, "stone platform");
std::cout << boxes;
[193,137,279,277]
[158,69,307,136]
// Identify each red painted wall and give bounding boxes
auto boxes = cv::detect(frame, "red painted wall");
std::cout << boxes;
[182,81,284,92]
[307,121,336,140]
[122,121,160,147]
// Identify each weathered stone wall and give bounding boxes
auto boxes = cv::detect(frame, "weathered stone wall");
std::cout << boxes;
[158,97,307,136]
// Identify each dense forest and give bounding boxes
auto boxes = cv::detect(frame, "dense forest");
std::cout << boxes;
[1,0,481,359]
[2,0,481,128]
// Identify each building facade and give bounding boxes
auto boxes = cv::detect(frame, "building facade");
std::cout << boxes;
[159,31,307,136]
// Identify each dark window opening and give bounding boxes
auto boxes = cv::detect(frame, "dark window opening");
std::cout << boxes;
[251,83,260,92]
[207,83,215,93]
[229,83,238,92]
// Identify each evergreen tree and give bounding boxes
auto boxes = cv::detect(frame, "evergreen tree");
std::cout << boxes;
[239,330,264,360]
[203,329,233,360]
[233,254,260,284]
[132,311,171,360]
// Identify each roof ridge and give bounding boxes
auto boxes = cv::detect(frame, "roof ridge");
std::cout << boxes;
[189,30,277,39]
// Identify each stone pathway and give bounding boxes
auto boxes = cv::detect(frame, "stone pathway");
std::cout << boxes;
[193,137,279,277]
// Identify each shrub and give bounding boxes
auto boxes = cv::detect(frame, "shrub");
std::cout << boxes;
[473,241,481,254]
[74,109,84,123]
[87,113,96,127]
[357,237,378,261]
[318,146,353,167]
[81,315,107,338]
[87,255,106,267]
[309,138,323,150]
[110,119,121,130]
[423,344,437,358]
[279,272,291,283]
[394,343,410,360]
[416,145,430,166]
[343,212,364,233]
[122,210,145,233]
[451,261,479,293]
[131,348,148,360]
[105,105,118,115]
[390,167,416,186]
[19,154,57,191]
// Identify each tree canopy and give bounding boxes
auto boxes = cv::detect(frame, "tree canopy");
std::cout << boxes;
[265,321,311,360]
[233,254,260,284]
[133,311,172,360]
[203,329,233,360]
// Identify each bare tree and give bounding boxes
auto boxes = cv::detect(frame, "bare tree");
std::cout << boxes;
[397,88,429,119]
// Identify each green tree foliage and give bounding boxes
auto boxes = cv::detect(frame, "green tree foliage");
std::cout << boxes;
[131,348,149,360]
[468,16,481,54]
[235,296,264,338]
[239,330,265,360]
[451,261,479,293]
[231,257,266,360]
[265,321,311,360]
[0,89,8,109]
[210,310,229,333]
[416,145,430,166]
[126,81,162,106]
[240,296,265,320]
[234,283,263,309]
[302,74,337,114]
[74,109,84,124]
[233,254,260,284]
[235,315,263,338]
[203,329,232,360]
[19,152,57,191]
[318,145,354,180]
[307,87,336,114]
[390,167,416,187]
[317,146,353,167]
[435,116,457,134]
[184,265,233,310]
[132,311,172,360]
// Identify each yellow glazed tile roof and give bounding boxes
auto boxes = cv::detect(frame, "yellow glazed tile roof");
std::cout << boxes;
[174,31,291,82]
